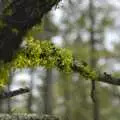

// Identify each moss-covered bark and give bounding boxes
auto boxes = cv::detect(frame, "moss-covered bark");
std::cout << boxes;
[0,0,61,62]
[0,114,59,120]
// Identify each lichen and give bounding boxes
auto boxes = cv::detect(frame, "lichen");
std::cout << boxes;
[0,36,97,87]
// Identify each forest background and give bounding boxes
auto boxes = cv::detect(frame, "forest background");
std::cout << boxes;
[1,0,120,120]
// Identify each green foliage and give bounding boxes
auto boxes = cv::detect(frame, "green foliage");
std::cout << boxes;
[73,60,97,80]
[11,36,73,72]
[0,36,73,86]
[0,36,98,88]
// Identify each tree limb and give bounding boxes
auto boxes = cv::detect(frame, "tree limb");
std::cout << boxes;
[98,72,120,86]
[0,87,30,99]
[72,61,120,86]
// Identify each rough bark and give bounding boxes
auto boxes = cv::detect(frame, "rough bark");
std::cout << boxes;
[0,0,61,62]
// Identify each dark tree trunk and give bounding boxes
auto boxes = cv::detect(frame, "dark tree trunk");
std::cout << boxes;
[89,0,100,120]
[0,0,61,62]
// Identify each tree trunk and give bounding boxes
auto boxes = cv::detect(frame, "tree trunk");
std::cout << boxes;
[89,0,100,120]
[43,69,53,114]
[0,0,61,62]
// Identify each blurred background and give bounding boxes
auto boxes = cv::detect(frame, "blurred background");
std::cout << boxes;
[1,0,120,120]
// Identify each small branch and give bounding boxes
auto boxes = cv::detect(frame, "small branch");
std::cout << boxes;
[0,87,30,99]
[72,61,120,86]
[98,72,120,86]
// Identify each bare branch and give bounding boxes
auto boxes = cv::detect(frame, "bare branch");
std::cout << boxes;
[0,87,30,99]
[98,73,120,86]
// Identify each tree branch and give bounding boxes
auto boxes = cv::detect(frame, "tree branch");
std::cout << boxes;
[98,72,120,85]
[0,87,30,99]
[72,61,120,86]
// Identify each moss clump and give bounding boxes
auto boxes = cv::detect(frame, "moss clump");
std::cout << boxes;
[0,36,97,88]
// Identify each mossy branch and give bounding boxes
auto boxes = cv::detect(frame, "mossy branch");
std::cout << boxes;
[1,37,119,87]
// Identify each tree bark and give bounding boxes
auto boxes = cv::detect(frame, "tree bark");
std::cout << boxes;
[89,0,100,120]
[0,0,61,62]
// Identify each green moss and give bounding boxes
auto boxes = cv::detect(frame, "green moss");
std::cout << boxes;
[72,61,97,80]
[0,20,7,30]
[11,28,19,34]
[11,36,73,72]
[3,7,13,16]
[0,36,97,88]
